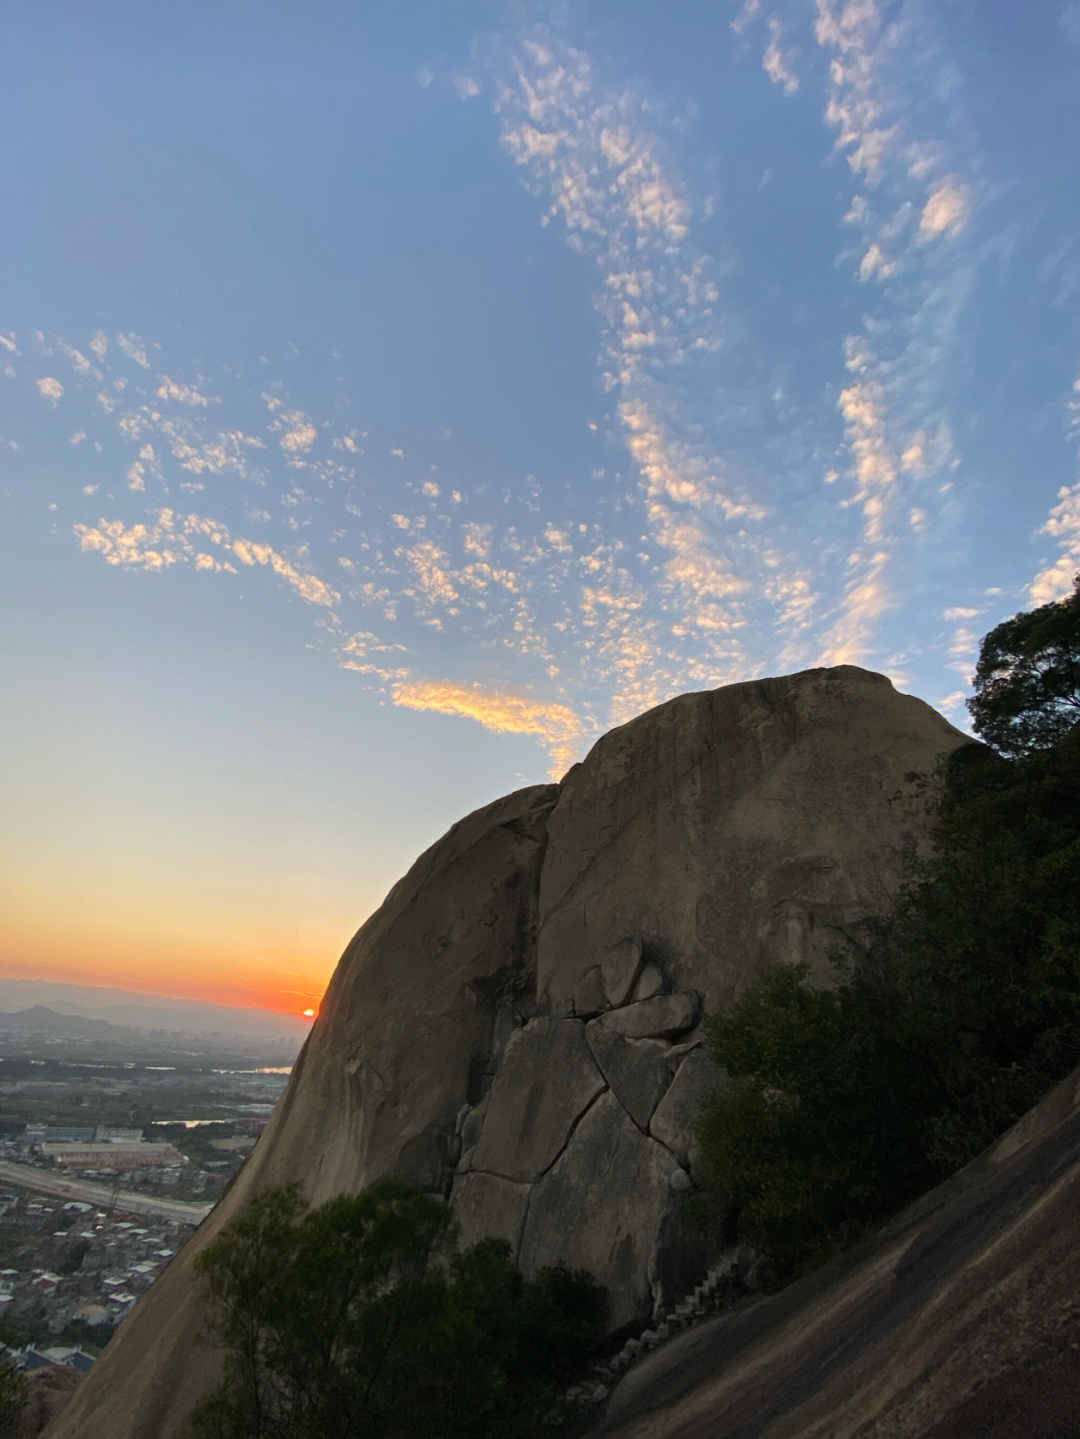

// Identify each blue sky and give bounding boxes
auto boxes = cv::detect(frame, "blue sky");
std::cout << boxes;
[3,1,1078,1011]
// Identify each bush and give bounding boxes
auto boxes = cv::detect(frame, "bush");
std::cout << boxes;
[186,1178,606,1439]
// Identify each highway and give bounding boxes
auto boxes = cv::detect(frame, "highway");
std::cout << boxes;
[0,1159,214,1225]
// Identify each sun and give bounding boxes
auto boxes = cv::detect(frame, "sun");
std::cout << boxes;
[303,1007,316,1019]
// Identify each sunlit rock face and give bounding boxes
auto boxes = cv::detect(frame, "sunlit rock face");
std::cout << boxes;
[46,668,966,1439]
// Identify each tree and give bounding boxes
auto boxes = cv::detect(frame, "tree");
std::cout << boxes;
[968,575,1080,757]
[186,1180,605,1439]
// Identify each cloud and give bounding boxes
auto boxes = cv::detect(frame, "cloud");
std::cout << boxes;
[451,72,480,99]
[919,179,972,239]
[89,331,108,360]
[116,332,150,368]
[0,331,17,353]
[278,415,318,453]
[763,17,799,95]
[858,242,895,281]
[403,541,459,606]
[229,537,339,607]
[36,376,63,404]
[417,65,433,88]
[391,678,585,766]
[1030,483,1080,605]
[156,376,215,406]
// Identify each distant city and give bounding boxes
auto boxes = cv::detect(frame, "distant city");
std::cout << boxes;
[0,979,303,1380]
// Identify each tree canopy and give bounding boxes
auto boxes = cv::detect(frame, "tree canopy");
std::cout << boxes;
[968,575,1080,757]
[186,1178,606,1439]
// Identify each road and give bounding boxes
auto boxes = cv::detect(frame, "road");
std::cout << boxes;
[0,1158,214,1225]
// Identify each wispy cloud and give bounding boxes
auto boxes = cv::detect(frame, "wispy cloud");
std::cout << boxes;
[116,332,151,369]
[391,679,585,775]
[36,376,63,404]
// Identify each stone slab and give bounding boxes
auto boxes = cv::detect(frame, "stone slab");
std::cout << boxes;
[471,1017,605,1183]
[586,1025,675,1131]
[649,1047,726,1176]
[519,1092,682,1331]
[599,991,702,1041]
[450,1170,531,1258]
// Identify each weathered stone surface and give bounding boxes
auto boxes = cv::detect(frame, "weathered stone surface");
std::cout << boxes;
[634,962,666,1002]
[450,1170,531,1257]
[600,991,702,1040]
[538,668,967,1011]
[649,1047,725,1176]
[594,1068,1080,1439]
[471,1017,605,1183]
[519,1093,683,1331]
[586,1025,675,1130]
[603,934,645,1007]
[575,964,608,1017]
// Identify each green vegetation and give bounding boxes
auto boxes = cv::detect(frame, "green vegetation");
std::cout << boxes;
[186,1178,606,1439]
[697,579,1080,1277]
[0,1325,27,1439]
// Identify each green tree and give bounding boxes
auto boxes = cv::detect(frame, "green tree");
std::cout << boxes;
[186,1179,605,1439]
[968,575,1080,757]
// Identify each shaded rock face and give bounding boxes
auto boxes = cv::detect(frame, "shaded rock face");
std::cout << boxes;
[593,1068,1080,1439]
[46,668,965,1439]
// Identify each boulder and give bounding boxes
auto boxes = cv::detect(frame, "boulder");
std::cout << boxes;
[518,1093,684,1330]
[603,934,646,1007]
[537,668,966,1011]
[587,1026,675,1130]
[650,1046,726,1176]
[450,1170,531,1255]
[470,1017,605,1183]
[574,964,608,1017]
[45,670,968,1439]
[599,991,702,1040]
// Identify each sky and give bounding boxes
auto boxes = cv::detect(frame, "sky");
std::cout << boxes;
[2,1,1078,1016]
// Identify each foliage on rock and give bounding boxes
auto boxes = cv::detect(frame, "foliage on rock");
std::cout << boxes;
[185,1177,606,1439]
[698,584,1080,1275]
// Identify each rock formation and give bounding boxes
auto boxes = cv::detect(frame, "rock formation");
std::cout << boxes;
[592,1067,1080,1439]
[45,667,966,1439]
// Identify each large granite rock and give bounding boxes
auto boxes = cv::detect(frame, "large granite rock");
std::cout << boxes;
[46,668,966,1439]
[537,667,962,1011]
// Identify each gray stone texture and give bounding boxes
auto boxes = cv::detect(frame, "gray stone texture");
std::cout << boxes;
[470,1017,605,1183]
[602,933,645,1007]
[519,1093,683,1331]
[633,962,666,1002]
[599,991,702,1040]
[586,1026,675,1130]
[450,1170,531,1257]
[649,1047,726,1177]
[537,667,967,1012]
[574,964,608,1017]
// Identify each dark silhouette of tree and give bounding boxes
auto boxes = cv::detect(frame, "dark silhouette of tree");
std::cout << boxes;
[968,575,1080,757]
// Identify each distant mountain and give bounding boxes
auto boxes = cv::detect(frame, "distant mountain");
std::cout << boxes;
[0,980,311,1047]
